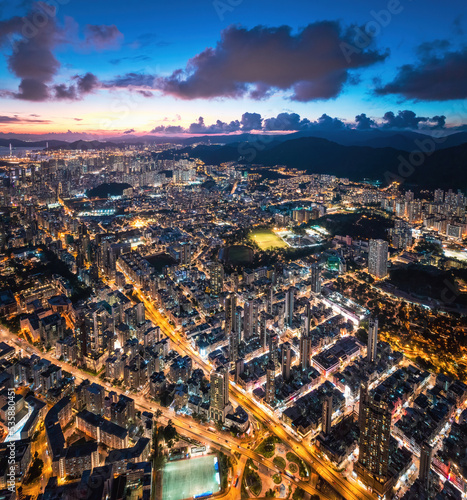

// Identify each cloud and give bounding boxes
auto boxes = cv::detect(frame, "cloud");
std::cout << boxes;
[263,112,309,131]
[187,116,240,134]
[0,114,50,123]
[262,112,345,131]
[104,72,157,91]
[382,110,446,129]
[355,113,377,130]
[123,128,135,134]
[83,24,123,50]
[128,32,168,49]
[0,4,118,101]
[152,22,388,101]
[148,109,452,136]
[0,3,61,101]
[375,44,467,101]
[150,125,185,134]
[240,112,262,131]
[109,54,151,65]
[53,72,100,100]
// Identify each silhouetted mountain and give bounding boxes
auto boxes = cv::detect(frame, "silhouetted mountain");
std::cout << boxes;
[176,136,467,190]
[49,140,119,150]
[355,131,467,151]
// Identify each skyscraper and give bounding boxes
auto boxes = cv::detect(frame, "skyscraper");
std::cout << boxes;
[265,335,277,405]
[281,342,292,381]
[209,262,224,296]
[265,359,275,405]
[224,294,236,335]
[358,381,369,429]
[310,263,321,294]
[367,316,378,364]
[225,294,239,367]
[266,286,274,315]
[368,239,389,278]
[300,302,312,371]
[180,242,191,265]
[419,442,433,492]
[285,287,295,328]
[269,334,278,365]
[322,394,333,435]
[210,366,230,422]
[229,329,239,368]
[235,358,245,384]
[259,311,267,351]
[244,299,260,340]
[356,392,392,492]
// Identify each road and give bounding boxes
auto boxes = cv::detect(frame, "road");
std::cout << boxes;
[120,279,376,500]
[1,328,330,499]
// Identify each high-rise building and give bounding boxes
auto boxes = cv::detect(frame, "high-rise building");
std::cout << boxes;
[285,287,295,328]
[356,392,392,492]
[358,381,369,429]
[209,262,224,296]
[269,334,278,365]
[434,189,444,204]
[368,239,389,278]
[210,366,230,422]
[259,311,268,351]
[224,295,240,367]
[244,299,260,340]
[265,359,275,405]
[235,358,245,384]
[390,220,413,250]
[300,302,312,370]
[266,286,274,315]
[180,242,191,265]
[322,394,333,435]
[281,342,292,381]
[229,329,239,368]
[419,442,433,492]
[265,336,277,405]
[224,293,236,335]
[310,263,321,294]
[367,317,378,364]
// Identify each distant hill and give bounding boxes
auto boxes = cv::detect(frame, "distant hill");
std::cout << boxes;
[175,136,467,190]
[50,140,119,150]
[354,131,467,151]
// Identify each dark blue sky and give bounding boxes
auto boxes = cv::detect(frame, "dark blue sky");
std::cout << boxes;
[0,0,465,138]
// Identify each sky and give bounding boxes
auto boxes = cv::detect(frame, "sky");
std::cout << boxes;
[0,0,466,139]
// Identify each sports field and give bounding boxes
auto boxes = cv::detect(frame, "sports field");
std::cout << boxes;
[249,228,288,250]
[162,455,220,500]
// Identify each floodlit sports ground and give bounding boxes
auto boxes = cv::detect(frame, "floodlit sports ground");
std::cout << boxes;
[249,228,288,250]
[162,455,220,500]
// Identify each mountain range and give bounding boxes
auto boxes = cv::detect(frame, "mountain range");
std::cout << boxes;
[2,130,467,189]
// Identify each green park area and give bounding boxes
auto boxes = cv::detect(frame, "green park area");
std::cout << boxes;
[249,228,288,250]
